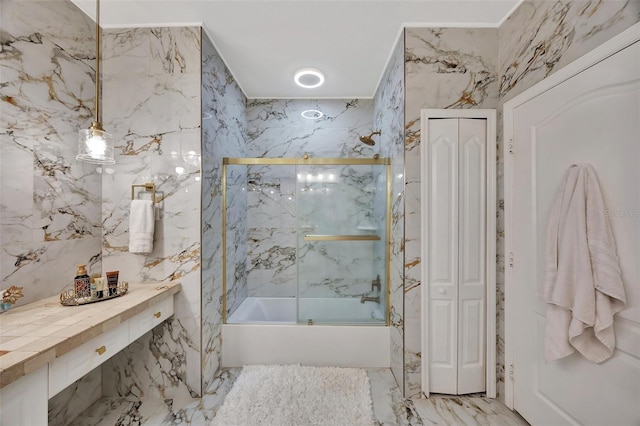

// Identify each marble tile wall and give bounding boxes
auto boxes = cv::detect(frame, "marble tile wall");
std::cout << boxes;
[201,31,247,392]
[495,0,639,400]
[296,164,384,299]
[1,0,103,421]
[371,164,388,306]
[404,27,499,397]
[0,0,101,306]
[242,163,384,300]
[100,27,203,399]
[246,100,375,158]
[49,368,102,426]
[498,0,640,104]
[244,164,297,297]
[242,100,380,302]
[373,33,406,393]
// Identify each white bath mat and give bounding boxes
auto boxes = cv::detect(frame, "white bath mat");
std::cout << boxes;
[211,365,375,426]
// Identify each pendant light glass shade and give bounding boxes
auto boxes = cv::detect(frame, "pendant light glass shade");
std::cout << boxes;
[77,121,115,164]
[77,0,115,165]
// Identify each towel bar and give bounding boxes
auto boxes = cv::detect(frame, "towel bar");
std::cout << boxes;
[131,182,156,202]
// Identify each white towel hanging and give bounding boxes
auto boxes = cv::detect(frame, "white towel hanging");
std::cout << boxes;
[129,199,155,254]
[543,164,626,363]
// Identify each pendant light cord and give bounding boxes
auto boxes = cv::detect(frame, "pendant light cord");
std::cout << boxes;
[94,0,101,124]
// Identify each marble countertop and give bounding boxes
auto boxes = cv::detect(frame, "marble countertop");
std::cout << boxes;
[0,281,181,389]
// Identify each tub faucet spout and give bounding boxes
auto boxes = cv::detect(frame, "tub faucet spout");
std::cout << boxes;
[360,294,380,304]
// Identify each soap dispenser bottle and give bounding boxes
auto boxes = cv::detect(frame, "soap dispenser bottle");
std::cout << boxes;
[74,264,91,299]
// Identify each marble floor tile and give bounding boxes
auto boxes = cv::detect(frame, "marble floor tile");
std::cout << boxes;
[67,368,526,426]
[368,368,423,426]
[68,369,241,426]
[412,395,528,426]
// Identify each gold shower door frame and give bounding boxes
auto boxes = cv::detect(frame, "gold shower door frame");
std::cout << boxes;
[221,156,392,326]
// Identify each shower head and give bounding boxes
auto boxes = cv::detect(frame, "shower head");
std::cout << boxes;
[359,131,381,146]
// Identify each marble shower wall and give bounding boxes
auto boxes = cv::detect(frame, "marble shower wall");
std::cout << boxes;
[0,0,101,306]
[296,164,384,299]
[243,100,378,300]
[404,27,499,397]
[100,27,202,399]
[495,0,639,401]
[246,100,375,158]
[243,162,384,299]
[244,164,297,297]
[373,33,406,393]
[201,32,247,392]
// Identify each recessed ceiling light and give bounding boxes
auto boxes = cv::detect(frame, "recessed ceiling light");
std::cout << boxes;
[294,68,325,89]
[301,109,324,120]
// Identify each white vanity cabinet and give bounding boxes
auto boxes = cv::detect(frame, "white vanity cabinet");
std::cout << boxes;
[49,321,130,397]
[0,365,48,425]
[49,296,174,397]
[129,296,174,342]
[0,282,180,425]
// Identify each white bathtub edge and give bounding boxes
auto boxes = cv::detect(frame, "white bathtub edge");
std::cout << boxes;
[221,324,391,368]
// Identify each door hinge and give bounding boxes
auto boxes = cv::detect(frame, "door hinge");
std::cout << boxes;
[508,138,514,155]
[509,363,514,381]
[509,252,514,268]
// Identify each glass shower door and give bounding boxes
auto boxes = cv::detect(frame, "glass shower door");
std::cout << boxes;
[296,162,388,325]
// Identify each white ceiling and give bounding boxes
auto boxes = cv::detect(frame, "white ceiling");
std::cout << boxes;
[73,0,521,99]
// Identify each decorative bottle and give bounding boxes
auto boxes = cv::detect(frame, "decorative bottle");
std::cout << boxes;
[74,264,91,299]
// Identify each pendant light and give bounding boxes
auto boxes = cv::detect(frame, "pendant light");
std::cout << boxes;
[77,0,115,165]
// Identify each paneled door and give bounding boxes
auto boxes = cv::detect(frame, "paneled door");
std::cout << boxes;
[504,31,640,425]
[424,116,489,395]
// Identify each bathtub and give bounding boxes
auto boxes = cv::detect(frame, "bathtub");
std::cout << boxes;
[222,297,390,368]
[226,297,296,324]
[226,296,385,324]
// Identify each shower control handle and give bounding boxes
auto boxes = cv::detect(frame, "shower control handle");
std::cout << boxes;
[371,274,381,293]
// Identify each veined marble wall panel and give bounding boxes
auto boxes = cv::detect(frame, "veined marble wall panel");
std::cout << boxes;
[224,164,248,311]
[404,27,498,397]
[373,33,405,393]
[0,0,102,307]
[245,166,383,299]
[495,0,639,401]
[201,31,247,392]
[298,242,378,298]
[246,99,375,158]
[49,368,101,426]
[100,27,202,399]
[246,164,297,297]
[499,0,640,103]
[296,164,383,299]
[243,100,376,301]
[372,165,389,306]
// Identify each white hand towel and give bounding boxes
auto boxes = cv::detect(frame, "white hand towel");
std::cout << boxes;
[543,164,626,363]
[129,199,155,254]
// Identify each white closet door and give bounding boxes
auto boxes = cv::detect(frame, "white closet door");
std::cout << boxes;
[428,118,459,394]
[428,118,487,395]
[457,118,486,394]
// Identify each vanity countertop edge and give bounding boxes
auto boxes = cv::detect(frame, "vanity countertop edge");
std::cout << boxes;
[0,281,181,389]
